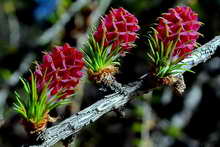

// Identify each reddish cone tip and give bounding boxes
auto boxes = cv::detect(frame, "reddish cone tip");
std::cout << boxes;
[156,6,202,57]
[94,7,140,54]
[35,43,84,98]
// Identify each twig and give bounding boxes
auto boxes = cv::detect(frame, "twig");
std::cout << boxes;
[8,13,20,47]
[140,103,154,147]
[37,0,91,45]
[29,36,220,147]
[76,0,112,48]
[175,36,220,74]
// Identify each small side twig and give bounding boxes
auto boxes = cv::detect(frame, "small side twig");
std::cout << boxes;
[37,0,91,45]
[0,53,35,127]
[76,0,112,48]
[8,13,20,47]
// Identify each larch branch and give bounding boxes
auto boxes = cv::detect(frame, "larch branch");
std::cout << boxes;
[31,36,220,147]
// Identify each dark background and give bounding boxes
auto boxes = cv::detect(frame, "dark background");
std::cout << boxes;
[0,0,220,146]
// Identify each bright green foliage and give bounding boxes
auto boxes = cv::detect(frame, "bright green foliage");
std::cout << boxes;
[81,34,121,73]
[164,126,183,138]
[13,72,70,124]
[147,28,194,77]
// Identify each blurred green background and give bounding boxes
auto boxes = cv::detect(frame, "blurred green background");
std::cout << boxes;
[0,0,220,147]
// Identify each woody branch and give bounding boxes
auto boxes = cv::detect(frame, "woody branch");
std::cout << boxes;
[30,36,220,147]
